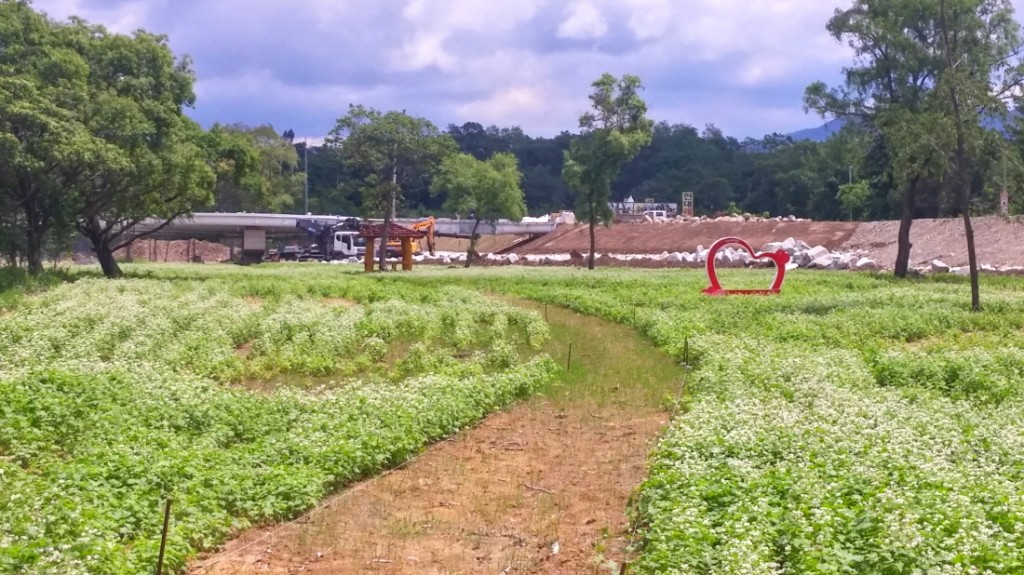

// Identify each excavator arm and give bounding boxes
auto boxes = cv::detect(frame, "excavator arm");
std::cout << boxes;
[383,216,477,257]
[409,217,436,256]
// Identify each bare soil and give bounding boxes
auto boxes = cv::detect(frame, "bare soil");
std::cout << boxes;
[842,216,1024,268]
[503,215,1024,269]
[189,303,678,575]
[434,235,528,254]
[517,220,859,255]
[113,239,232,263]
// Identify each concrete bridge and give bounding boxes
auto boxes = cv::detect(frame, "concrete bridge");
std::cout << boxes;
[130,212,558,259]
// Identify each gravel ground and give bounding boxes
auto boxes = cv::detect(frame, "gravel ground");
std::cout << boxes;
[842,216,1024,268]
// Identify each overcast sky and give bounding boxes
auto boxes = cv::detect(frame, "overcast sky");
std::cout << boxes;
[30,0,1024,142]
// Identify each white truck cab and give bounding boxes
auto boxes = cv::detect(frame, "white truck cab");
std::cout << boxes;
[333,231,366,258]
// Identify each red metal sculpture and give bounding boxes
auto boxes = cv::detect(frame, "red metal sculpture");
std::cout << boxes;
[702,237,790,296]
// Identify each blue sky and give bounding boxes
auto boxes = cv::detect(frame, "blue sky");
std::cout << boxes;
[30,0,1024,142]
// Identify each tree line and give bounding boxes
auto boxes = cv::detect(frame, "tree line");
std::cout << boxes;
[3,0,1024,307]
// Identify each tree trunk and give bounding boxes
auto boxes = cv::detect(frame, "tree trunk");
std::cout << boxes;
[24,224,43,276]
[95,240,123,278]
[588,209,597,270]
[962,194,980,311]
[378,190,392,272]
[894,179,918,278]
[80,216,124,278]
[21,197,45,276]
[465,218,482,268]
[938,0,979,312]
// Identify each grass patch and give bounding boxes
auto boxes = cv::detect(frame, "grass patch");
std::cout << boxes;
[0,266,83,310]
[504,297,683,411]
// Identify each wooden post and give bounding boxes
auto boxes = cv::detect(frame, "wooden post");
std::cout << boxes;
[155,499,172,575]
[401,237,413,271]
[364,238,375,272]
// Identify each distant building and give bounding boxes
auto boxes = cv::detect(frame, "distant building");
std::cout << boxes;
[609,196,678,216]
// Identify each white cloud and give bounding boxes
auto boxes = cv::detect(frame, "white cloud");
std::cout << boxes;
[393,32,455,71]
[34,0,976,139]
[195,69,374,118]
[35,0,149,33]
[557,2,609,40]
[625,0,674,41]
[392,0,542,71]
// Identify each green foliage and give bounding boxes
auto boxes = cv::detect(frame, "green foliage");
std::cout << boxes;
[328,105,456,269]
[434,152,526,223]
[0,269,556,574]
[64,21,215,277]
[563,73,653,268]
[9,262,1024,574]
[204,123,301,213]
[0,3,218,279]
[327,105,456,218]
[432,152,527,265]
[419,266,1024,574]
[837,180,872,220]
[931,0,1024,309]
[0,1,90,274]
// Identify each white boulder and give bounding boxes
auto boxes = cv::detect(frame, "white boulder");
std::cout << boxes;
[855,257,877,270]
[810,255,834,269]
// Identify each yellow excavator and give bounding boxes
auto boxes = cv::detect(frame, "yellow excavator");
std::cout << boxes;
[386,216,474,256]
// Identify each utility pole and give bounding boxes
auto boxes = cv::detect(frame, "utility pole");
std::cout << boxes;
[304,139,309,215]
[391,157,398,220]
[848,165,853,185]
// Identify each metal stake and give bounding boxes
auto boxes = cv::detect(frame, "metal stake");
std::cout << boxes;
[155,499,172,575]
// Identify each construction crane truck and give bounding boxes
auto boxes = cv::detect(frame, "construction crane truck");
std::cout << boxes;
[294,217,376,261]
[293,216,476,262]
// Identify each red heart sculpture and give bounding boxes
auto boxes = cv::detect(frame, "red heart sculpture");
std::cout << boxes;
[701,237,791,296]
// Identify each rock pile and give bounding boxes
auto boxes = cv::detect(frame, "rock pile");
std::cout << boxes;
[415,237,878,271]
[644,213,810,224]
[925,260,1024,275]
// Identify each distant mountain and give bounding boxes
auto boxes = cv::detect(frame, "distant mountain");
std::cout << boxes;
[787,118,847,142]
[788,111,1020,143]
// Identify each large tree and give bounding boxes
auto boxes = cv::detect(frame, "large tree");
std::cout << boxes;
[431,152,527,267]
[563,73,654,269]
[932,0,1024,310]
[0,1,89,274]
[57,20,215,278]
[805,0,946,277]
[328,105,456,271]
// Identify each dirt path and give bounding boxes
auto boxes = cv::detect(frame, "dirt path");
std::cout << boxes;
[189,301,681,575]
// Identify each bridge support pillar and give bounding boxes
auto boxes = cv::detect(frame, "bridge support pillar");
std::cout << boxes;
[240,229,266,265]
